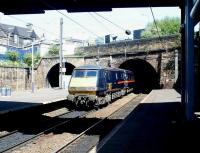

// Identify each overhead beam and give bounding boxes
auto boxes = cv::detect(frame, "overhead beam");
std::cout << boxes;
[0,0,180,15]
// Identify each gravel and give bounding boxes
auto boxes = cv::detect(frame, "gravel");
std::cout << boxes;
[0,131,10,137]
[42,108,70,117]
[86,93,137,118]
[9,93,139,153]
[62,94,146,153]
[11,133,76,153]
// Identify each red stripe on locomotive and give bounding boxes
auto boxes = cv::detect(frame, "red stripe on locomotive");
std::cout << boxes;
[117,80,135,84]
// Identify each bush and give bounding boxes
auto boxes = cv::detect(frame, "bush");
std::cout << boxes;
[23,53,32,67]
[48,44,59,56]
[23,53,40,67]
[6,50,19,62]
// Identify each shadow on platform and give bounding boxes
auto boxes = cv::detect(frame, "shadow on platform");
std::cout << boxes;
[0,100,41,114]
[97,102,200,153]
[0,99,200,153]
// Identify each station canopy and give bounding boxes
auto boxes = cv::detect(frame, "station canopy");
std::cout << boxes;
[0,0,180,15]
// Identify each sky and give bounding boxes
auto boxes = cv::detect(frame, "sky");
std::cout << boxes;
[0,7,181,41]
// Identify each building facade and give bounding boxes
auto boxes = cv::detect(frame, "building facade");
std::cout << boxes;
[0,22,39,58]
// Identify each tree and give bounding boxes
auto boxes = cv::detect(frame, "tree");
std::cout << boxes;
[6,50,19,62]
[23,53,32,67]
[23,53,40,67]
[141,17,181,38]
[48,44,59,56]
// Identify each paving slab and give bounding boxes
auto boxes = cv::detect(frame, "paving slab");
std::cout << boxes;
[97,89,182,153]
[0,88,68,114]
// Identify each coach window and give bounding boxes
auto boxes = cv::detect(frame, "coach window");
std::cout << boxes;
[120,72,123,80]
[105,71,111,82]
[124,73,128,80]
[115,73,118,80]
[129,74,131,80]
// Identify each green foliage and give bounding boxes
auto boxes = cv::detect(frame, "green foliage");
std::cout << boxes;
[141,17,181,38]
[6,50,19,62]
[34,53,41,64]
[23,53,40,67]
[48,44,59,56]
[1,50,40,67]
[164,58,175,71]
[23,53,32,67]
[0,60,23,67]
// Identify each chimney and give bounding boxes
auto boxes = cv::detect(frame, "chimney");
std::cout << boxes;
[26,23,33,30]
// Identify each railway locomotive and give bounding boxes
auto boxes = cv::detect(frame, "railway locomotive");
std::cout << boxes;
[67,64,135,108]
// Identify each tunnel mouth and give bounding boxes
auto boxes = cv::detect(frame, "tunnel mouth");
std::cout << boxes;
[119,59,160,94]
[47,62,75,88]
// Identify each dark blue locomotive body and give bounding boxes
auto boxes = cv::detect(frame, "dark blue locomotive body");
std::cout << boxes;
[67,65,135,108]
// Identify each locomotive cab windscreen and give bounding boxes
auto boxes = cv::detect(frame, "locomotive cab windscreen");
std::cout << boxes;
[68,69,98,94]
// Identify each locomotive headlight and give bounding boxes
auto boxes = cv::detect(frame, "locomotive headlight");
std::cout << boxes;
[69,87,76,91]
[69,87,96,91]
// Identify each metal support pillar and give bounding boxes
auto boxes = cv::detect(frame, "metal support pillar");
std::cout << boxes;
[124,41,127,60]
[96,45,100,66]
[59,18,63,89]
[175,50,178,82]
[185,0,195,121]
[181,2,186,117]
[31,41,35,93]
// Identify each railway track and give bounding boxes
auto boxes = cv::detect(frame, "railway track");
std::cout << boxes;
[0,93,145,153]
[54,94,146,153]
[0,110,68,139]
[0,109,91,153]
[0,130,18,139]
[0,106,70,138]
[0,100,69,139]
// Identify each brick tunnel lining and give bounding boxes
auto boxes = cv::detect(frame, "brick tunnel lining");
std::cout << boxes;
[47,63,75,87]
[119,59,160,94]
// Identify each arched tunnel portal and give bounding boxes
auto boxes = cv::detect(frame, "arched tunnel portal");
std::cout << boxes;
[119,59,160,94]
[47,62,75,87]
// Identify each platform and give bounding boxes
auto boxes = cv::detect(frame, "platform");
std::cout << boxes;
[0,88,68,114]
[97,89,182,153]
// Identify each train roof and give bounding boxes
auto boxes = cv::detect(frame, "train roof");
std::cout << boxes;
[74,64,133,73]
[75,64,103,70]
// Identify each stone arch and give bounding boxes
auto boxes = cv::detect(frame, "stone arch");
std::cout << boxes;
[119,58,160,93]
[46,62,75,87]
